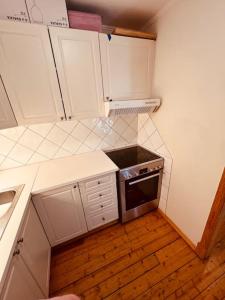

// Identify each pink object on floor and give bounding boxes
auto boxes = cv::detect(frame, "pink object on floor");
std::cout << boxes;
[68,10,102,32]
[47,294,80,300]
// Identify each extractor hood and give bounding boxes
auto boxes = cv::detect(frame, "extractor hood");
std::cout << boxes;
[104,99,161,117]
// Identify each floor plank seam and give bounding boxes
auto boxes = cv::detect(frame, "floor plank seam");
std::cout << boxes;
[192,269,225,299]
[129,257,198,300]
[51,233,180,295]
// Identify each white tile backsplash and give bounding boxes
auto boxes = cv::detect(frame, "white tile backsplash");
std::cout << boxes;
[138,113,173,214]
[0,112,172,214]
[0,115,138,170]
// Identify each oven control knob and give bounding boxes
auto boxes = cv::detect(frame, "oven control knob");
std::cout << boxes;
[123,171,131,180]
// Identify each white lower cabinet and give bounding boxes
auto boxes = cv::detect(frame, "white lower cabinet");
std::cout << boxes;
[79,173,119,231]
[33,172,118,245]
[0,255,43,300]
[32,183,88,246]
[19,203,50,296]
[1,203,50,300]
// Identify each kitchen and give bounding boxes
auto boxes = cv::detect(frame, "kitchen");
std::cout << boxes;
[0,0,225,299]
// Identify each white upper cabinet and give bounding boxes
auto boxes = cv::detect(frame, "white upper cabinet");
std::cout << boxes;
[99,34,155,101]
[49,27,105,119]
[0,75,17,129]
[0,20,64,125]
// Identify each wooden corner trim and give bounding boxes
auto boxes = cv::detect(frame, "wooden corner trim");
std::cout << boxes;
[196,168,225,259]
[157,208,196,252]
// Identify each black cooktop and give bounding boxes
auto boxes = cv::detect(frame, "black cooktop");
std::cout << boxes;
[105,145,161,169]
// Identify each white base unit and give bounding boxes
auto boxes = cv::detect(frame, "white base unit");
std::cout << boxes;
[33,172,118,245]
[19,203,51,296]
[79,173,119,231]
[85,207,119,231]
[0,203,50,300]
[0,255,44,300]
[32,184,88,246]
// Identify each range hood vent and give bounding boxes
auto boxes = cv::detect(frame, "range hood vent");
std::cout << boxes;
[105,99,161,117]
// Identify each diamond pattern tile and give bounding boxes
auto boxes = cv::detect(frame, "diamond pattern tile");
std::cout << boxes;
[0,115,138,170]
[0,112,173,216]
[138,113,173,214]
[18,129,43,151]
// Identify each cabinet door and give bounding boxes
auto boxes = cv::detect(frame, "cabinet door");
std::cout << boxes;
[0,75,17,129]
[0,20,64,125]
[99,34,155,101]
[19,203,50,297]
[49,27,104,119]
[33,184,88,246]
[0,255,43,300]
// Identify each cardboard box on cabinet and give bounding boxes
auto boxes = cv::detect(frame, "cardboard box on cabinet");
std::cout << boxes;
[26,0,69,27]
[0,0,30,23]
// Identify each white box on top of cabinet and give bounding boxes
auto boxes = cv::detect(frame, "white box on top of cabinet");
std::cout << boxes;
[0,0,29,23]
[25,0,69,27]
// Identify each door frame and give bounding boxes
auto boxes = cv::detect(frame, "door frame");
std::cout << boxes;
[196,168,225,259]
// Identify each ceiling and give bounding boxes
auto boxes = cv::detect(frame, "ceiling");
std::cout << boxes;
[66,0,168,29]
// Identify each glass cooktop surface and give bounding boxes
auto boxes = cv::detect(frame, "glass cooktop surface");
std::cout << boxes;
[105,146,161,169]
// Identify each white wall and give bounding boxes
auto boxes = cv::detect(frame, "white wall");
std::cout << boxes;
[146,0,225,244]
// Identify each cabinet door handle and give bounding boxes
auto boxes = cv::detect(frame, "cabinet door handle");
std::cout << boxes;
[61,116,64,121]
[17,238,23,244]
[99,194,102,197]
[98,181,101,185]
[74,185,77,189]
[68,116,72,120]
[13,249,20,256]
[100,205,104,208]
[102,217,105,221]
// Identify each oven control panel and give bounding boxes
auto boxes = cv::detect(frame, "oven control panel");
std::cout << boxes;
[119,160,164,181]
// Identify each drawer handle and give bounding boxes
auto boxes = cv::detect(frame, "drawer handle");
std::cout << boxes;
[17,238,24,244]
[102,217,105,221]
[13,249,20,256]
[99,194,102,197]
[98,181,101,185]
[100,205,104,208]
[74,185,77,189]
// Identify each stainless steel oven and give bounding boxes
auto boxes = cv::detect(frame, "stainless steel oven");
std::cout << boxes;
[105,145,164,223]
[119,161,163,223]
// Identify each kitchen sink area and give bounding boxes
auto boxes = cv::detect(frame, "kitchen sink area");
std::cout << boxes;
[0,185,24,239]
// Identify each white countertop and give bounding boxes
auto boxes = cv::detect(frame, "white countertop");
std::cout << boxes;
[0,150,118,292]
[32,150,118,194]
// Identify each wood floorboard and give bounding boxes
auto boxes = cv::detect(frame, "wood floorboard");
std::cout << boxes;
[50,211,225,299]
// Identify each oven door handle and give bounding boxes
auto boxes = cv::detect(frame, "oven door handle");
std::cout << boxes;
[128,173,160,185]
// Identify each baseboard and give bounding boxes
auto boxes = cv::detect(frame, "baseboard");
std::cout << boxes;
[157,208,196,252]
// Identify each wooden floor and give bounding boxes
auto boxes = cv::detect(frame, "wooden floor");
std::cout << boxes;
[50,211,225,299]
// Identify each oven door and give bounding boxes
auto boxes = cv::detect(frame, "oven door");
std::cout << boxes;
[119,169,163,223]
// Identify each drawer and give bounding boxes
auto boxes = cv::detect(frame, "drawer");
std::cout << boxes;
[84,186,114,204]
[83,174,114,191]
[86,207,119,231]
[84,197,116,215]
